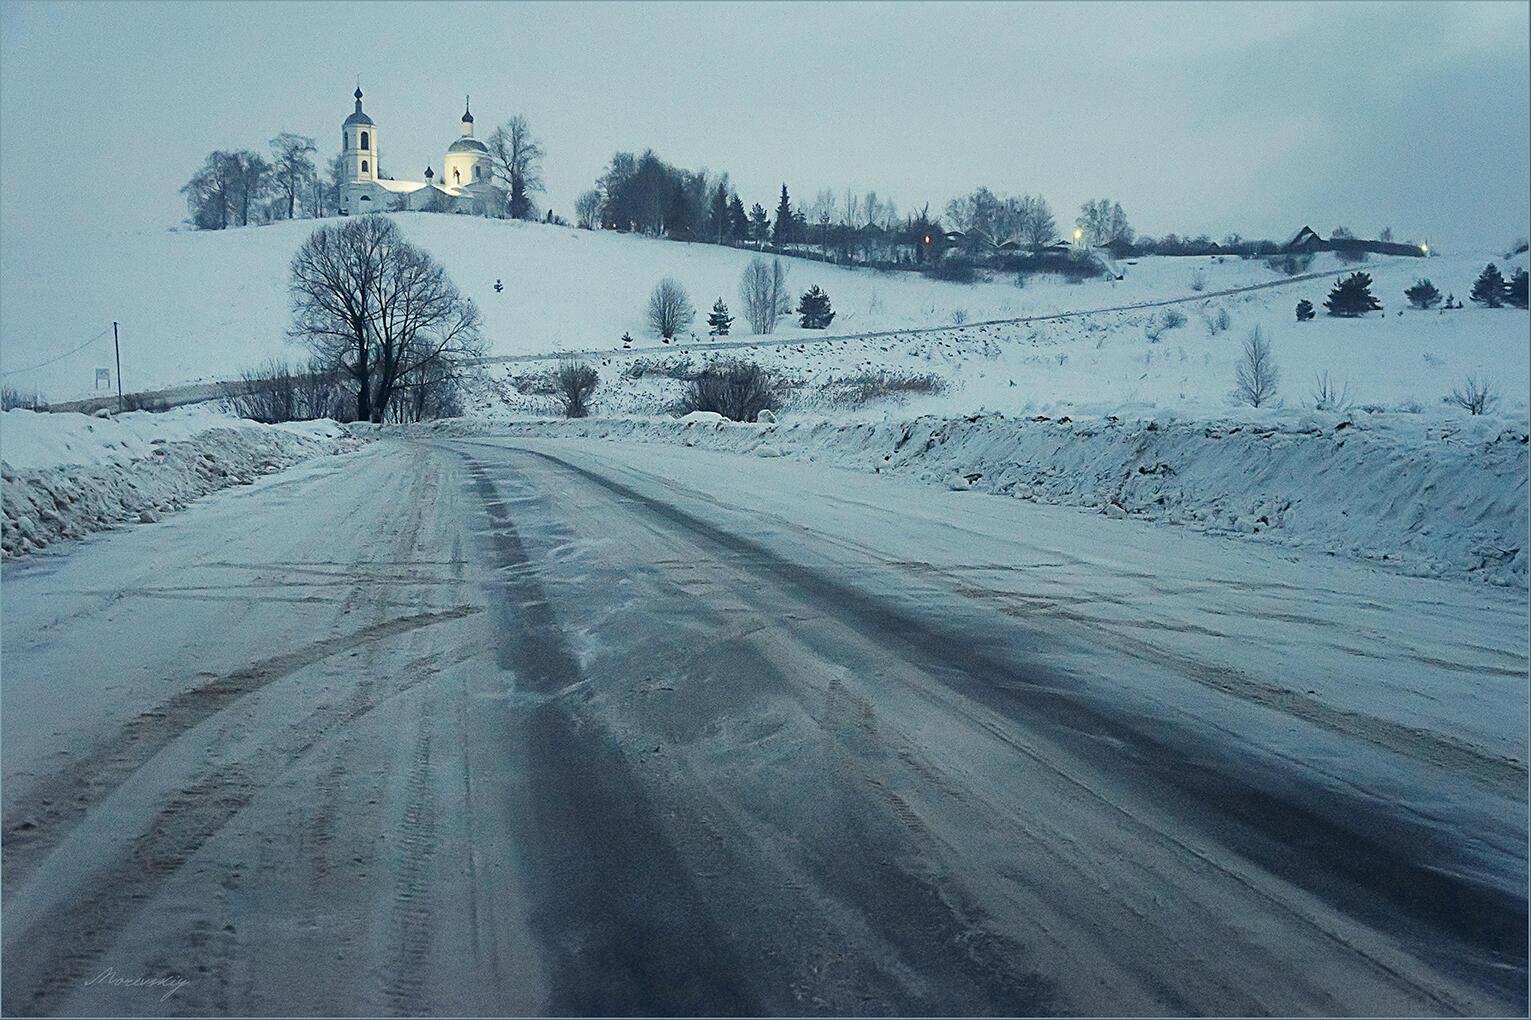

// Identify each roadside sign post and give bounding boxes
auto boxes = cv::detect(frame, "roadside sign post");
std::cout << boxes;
[113,321,122,415]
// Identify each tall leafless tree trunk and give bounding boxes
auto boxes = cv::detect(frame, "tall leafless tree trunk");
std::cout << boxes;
[289,216,483,423]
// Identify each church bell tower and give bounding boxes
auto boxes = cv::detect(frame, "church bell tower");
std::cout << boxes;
[342,85,377,183]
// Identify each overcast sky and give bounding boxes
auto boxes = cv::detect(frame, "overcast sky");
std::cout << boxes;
[2,0,1527,250]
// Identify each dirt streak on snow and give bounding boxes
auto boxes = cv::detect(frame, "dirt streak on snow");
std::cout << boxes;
[428,412,1530,588]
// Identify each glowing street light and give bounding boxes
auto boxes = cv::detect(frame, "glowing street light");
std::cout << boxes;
[1074,227,1083,244]
[1421,242,1430,255]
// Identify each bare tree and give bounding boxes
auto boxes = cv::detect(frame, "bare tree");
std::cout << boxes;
[181,151,240,230]
[1447,375,1498,415]
[289,216,483,423]
[811,188,837,256]
[487,115,545,219]
[229,150,271,226]
[840,188,860,228]
[1233,326,1279,407]
[1017,194,1056,252]
[269,133,317,220]
[1076,198,1133,246]
[575,189,601,230]
[738,257,791,334]
[554,358,599,417]
[647,277,695,339]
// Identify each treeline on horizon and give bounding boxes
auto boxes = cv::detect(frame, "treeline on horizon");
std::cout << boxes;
[179,113,1436,279]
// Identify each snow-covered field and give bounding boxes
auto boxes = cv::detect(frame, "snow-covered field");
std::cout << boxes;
[0,406,356,556]
[4,213,1525,423]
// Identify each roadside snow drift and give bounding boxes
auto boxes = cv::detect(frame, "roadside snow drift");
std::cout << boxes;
[431,412,1530,587]
[1,408,356,556]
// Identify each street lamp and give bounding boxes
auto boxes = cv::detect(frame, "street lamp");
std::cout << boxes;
[1074,227,1083,246]
[1421,242,1430,256]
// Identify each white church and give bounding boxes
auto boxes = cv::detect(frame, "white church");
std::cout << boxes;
[338,87,503,216]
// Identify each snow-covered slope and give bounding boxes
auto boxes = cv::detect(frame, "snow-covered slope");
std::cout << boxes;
[7,213,1523,417]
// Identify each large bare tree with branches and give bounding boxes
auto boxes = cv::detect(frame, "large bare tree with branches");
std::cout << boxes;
[289,216,483,422]
[487,115,545,220]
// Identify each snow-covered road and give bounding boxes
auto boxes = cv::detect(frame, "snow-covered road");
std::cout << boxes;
[2,436,1525,1015]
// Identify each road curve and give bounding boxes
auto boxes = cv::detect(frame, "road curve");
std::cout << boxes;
[1,434,1523,1016]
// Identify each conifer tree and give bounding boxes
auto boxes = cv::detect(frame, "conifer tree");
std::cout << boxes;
[773,184,794,247]
[1323,272,1383,317]
[1508,268,1529,309]
[707,298,734,336]
[749,203,770,244]
[1403,278,1441,309]
[728,195,749,241]
[710,182,730,243]
[621,331,634,348]
[1470,263,1506,307]
[1295,298,1315,321]
[797,285,835,329]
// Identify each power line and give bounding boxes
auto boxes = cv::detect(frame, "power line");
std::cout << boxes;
[1,327,113,377]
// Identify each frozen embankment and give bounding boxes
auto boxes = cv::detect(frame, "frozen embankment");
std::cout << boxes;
[1,408,359,556]
[431,412,1529,588]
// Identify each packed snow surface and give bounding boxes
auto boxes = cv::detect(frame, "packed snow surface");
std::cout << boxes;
[427,411,1530,588]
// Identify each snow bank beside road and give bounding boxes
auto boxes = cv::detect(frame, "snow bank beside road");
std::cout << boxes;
[431,412,1529,587]
[2,410,357,556]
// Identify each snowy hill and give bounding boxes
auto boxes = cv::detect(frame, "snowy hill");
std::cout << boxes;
[2,214,1526,422]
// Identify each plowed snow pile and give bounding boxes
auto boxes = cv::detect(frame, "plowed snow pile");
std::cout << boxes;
[1,407,356,555]
[431,412,1529,587]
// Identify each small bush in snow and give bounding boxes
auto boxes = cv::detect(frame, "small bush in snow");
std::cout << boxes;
[647,277,695,339]
[622,355,696,381]
[1508,268,1529,309]
[1295,298,1315,321]
[1233,326,1279,408]
[554,359,599,418]
[819,372,946,407]
[678,359,782,422]
[1404,278,1442,309]
[1470,264,1506,308]
[1310,371,1351,411]
[1446,375,1498,415]
[706,298,734,336]
[1267,253,1314,276]
[797,285,836,329]
[1188,269,1207,292]
[1202,306,1231,335]
[222,357,348,423]
[1,386,48,411]
[1324,272,1383,317]
[951,308,969,326]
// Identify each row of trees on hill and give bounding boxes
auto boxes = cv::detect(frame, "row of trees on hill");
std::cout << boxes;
[183,115,548,229]
[1292,265,1529,322]
[182,134,333,229]
[642,259,838,340]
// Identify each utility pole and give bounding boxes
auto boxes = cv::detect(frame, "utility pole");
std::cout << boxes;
[113,321,122,415]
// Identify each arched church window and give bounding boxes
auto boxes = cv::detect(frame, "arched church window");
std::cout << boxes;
[474,164,481,179]
[361,160,369,173]
[453,168,461,184]
[361,131,369,151]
